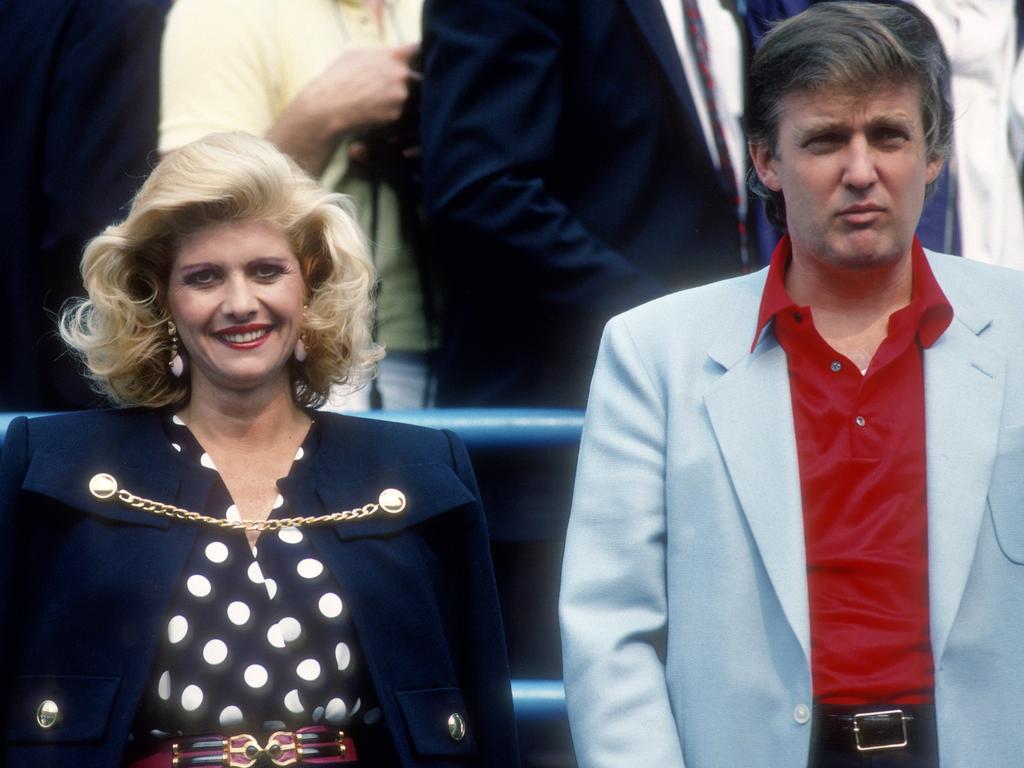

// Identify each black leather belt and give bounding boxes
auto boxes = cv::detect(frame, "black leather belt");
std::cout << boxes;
[814,704,936,753]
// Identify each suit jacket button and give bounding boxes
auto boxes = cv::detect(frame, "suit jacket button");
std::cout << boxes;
[793,703,810,724]
[447,712,467,742]
[36,700,60,729]
[379,488,406,514]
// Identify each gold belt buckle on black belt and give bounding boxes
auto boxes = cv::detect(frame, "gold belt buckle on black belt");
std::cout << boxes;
[852,709,910,752]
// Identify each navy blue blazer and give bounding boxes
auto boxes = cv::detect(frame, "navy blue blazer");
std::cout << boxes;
[0,409,518,767]
[421,0,755,408]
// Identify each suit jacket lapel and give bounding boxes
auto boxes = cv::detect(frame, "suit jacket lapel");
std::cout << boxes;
[703,293,811,660]
[619,0,706,139]
[922,279,1004,663]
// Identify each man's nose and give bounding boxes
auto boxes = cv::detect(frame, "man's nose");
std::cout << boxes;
[842,136,878,189]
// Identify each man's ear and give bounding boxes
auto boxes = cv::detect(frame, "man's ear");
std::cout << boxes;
[925,153,944,185]
[749,141,781,192]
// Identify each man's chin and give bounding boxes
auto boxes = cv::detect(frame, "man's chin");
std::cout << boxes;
[826,234,907,271]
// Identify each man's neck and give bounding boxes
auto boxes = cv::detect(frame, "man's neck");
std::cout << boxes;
[785,249,913,371]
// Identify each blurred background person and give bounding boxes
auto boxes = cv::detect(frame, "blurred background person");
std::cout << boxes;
[913,0,1024,267]
[0,132,516,767]
[160,0,438,410]
[0,0,169,411]
[422,0,759,413]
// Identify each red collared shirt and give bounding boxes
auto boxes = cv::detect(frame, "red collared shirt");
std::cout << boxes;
[753,236,953,705]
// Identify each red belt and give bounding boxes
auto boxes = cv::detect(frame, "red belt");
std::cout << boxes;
[126,726,357,767]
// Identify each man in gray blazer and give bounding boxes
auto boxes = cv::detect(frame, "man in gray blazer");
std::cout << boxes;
[560,3,1024,766]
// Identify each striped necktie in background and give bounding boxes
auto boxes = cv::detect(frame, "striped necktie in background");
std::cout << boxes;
[681,0,750,270]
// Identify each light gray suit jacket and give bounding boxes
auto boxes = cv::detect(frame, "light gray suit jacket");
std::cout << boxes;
[560,251,1024,767]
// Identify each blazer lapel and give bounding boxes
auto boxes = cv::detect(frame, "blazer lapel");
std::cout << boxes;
[923,310,1004,663]
[703,310,811,660]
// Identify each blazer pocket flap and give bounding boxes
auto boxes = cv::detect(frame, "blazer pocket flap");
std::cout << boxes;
[3,674,120,743]
[989,454,1024,564]
[394,687,479,757]
[21,450,177,530]
[319,463,476,541]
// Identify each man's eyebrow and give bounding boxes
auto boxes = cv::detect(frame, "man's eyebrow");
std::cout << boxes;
[793,119,847,141]
[867,112,917,129]
[793,112,916,140]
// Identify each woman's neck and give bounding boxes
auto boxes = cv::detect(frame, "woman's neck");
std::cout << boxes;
[177,380,310,448]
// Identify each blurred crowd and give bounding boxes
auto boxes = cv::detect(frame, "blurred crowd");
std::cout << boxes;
[3,0,1022,416]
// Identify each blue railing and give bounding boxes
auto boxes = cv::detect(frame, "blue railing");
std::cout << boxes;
[0,408,584,449]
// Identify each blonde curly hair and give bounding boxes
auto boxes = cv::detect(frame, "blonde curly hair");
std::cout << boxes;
[60,132,382,408]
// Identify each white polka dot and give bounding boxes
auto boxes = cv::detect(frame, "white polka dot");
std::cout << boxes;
[172,414,185,425]
[150,729,170,738]
[297,558,324,579]
[168,615,189,644]
[171,443,182,452]
[318,592,343,618]
[312,706,325,723]
[272,494,284,509]
[278,527,303,544]
[205,541,229,564]
[325,698,348,724]
[187,574,212,598]
[158,671,171,700]
[219,706,244,727]
[203,639,228,665]
[227,601,251,626]
[363,707,381,725]
[226,505,241,522]
[278,617,302,643]
[296,658,321,682]
[244,664,268,689]
[335,642,351,671]
[263,720,286,731]
[284,689,304,714]
[294,446,305,461]
[267,624,286,649]
[247,561,265,584]
[181,684,203,712]
[200,452,216,470]
[264,578,278,600]
[350,697,362,716]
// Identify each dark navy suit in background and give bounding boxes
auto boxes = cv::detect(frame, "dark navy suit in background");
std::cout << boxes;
[0,0,168,411]
[422,0,756,410]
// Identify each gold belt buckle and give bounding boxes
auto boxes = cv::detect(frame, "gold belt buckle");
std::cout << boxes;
[852,709,909,752]
[226,731,300,767]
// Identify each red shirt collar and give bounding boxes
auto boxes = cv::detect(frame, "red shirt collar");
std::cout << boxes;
[751,235,953,353]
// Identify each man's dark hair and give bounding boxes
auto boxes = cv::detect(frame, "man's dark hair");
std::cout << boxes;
[746,1,953,229]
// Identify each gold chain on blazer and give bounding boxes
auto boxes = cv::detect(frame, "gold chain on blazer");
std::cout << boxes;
[87,472,406,531]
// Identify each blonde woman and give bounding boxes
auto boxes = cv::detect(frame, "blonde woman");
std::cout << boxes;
[0,133,517,767]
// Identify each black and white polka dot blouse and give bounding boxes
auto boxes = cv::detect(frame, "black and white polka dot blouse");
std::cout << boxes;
[130,413,380,739]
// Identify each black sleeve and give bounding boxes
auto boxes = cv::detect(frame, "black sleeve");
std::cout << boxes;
[420,0,662,314]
